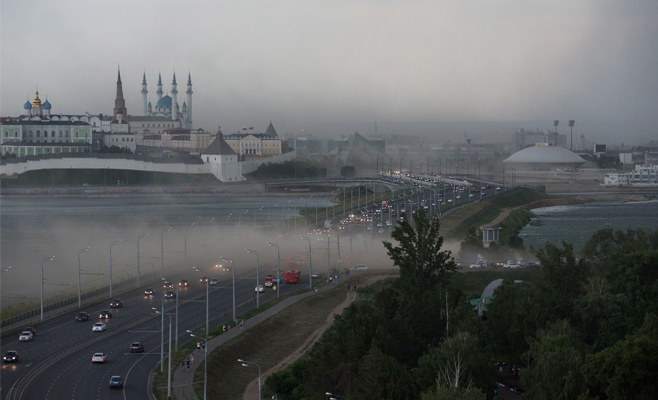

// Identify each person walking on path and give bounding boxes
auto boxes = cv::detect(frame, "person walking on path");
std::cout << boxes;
[190,354,194,366]
[228,324,231,332]
[181,359,185,371]
[202,342,206,352]
[186,359,190,371]
[197,342,201,352]
[223,324,226,333]
[334,275,338,284]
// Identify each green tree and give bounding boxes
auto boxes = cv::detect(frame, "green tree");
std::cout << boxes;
[460,227,484,255]
[582,314,658,399]
[383,209,456,295]
[536,241,589,320]
[420,386,486,400]
[353,344,414,400]
[521,321,587,400]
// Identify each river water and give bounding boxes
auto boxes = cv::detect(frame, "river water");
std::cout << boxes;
[519,200,658,251]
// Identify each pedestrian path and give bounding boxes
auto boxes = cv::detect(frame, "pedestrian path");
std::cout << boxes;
[170,282,338,400]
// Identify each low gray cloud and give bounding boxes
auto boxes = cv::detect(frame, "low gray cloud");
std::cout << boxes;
[2,0,657,144]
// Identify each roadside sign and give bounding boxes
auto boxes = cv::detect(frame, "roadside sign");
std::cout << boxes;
[276,278,280,283]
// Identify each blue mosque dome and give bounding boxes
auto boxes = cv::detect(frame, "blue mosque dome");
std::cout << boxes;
[155,95,172,109]
[43,100,52,109]
[24,100,32,109]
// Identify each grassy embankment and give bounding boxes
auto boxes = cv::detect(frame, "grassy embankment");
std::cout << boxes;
[441,188,546,240]
[191,274,385,400]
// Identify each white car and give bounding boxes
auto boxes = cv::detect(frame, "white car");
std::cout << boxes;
[209,278,219,286]
[19,331,34,342]
[92,322,106,332]
[353,264,368,271]
[92,353,107,363]
[504,260,520,269]
[255,285,264,293]
[469,263,483,269]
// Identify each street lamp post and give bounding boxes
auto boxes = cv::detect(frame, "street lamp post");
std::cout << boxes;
[266,242,281,298]
[137,233,148,287]
[194,268,211,336]
[41,256,55,320]
[109,240,121,297]
[238,359,261,400]
[161,227,171,278]
[301,236,312,289]
[245,249,260,308]
[220,258,236,321]
[154,301,173,392]
[77,247,90,308]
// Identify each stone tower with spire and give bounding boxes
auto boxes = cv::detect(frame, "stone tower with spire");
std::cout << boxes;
[113,67,129,122]
[186,72,193,129]
[171,71,178,121]
[141,72,148,116]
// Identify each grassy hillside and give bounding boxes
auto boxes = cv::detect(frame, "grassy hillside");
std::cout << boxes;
[443,187,546,240]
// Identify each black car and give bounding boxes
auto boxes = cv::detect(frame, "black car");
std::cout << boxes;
[3,351,19,363]
[163,281,173,289]
[99,310,112,319]
[179,280,189,287]
[164,291,176,299]
[110,299,123,308]
[130,342,144,353]
[144,288,155,296]
[76,312,89,322]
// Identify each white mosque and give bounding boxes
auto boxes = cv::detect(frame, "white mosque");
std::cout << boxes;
[142,71,193,129]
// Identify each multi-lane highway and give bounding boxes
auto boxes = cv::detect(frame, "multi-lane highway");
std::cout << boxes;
[2,270,319,400]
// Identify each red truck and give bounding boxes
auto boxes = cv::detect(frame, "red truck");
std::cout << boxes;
[285,270,301,283]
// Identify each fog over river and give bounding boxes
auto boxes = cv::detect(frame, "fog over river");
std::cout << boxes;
[1,195,399,309]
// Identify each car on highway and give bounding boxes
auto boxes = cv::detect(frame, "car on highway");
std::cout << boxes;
[164,291,176,298]
[265,274,275,281]
[76,312,90,322]
[109,376,123,389]
[3,351,19,363]
[130,342,145,353]
[92,353,107,363]
[255,285,265,293]
[353,264,368,270]
[200,276,208,283]
[179,279,189,287]
[110,299,123,308]
[19,331,34,342]
[163,281,174,289]
[24,326,36,336]
[469,262,486,269]
[144,288,155,296]
[99,310,112,319]
[264,280,274,288]
[504,260,520,269]
[92,322,106,332]
[209,278,219,286]
[311,273,320,278]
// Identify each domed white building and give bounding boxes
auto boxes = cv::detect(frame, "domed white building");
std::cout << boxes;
[503,144,586,171]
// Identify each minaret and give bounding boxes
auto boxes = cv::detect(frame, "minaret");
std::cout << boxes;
[156,71,163,100]
[141,71,148,116]
[113,66,129,122]
[171,71,178,121]
[186,72,193,129]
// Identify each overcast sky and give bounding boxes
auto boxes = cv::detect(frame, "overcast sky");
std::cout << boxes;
[2,0,657,144]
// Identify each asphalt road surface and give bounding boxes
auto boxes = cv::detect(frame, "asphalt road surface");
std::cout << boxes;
[2,271,319,400]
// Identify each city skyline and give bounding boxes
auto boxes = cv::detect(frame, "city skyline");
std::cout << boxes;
[2,0,657,144]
